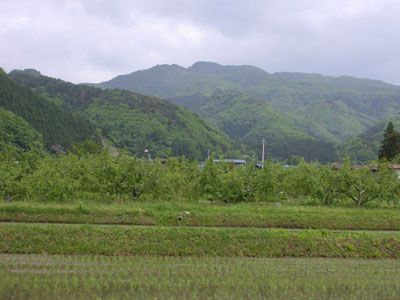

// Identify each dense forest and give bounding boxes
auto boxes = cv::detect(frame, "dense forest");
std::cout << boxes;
[171,88,337,161]
[0,68,99,150]
[8,69,236,160]
[0,108,44,151]
[101,61,400,162]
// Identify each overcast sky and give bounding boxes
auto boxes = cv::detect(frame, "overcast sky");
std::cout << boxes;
[1,0,400,84]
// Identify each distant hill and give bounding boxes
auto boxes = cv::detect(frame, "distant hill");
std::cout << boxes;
[0,68,99,150]
[341,115,400,162]
[101,64,235,98]
[171,88,336,161]
[9,69,236,160]
[100,61,400,162]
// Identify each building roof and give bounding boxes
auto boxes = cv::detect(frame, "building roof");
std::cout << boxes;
[213,159,247,165]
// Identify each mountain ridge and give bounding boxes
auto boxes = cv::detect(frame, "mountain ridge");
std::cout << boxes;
[0,69,100,150]
[99,61,400,161]
[8,68,237,160]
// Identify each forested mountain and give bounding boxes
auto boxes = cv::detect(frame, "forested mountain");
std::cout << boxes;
[341,115,400,162]
[100,61,400,161]
[101,64,234,97]
[0,68,99,150]
[9,69,235,160]
[171,89,336,161]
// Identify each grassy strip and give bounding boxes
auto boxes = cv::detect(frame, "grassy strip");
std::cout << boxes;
[1,202,400,230]
[2,255,400,299]
[1,223,400,258]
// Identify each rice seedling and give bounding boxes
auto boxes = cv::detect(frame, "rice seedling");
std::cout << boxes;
[1,254,400,299]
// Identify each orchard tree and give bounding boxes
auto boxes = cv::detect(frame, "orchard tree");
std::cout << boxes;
[336,160,399,207]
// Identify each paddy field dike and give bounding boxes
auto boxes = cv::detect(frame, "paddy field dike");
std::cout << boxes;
[1,201,400,299]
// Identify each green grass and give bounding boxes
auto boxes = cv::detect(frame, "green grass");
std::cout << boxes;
[2,254,400,299]
[2,201,400,230]
[1,222,400,258]
[2,202,400,298]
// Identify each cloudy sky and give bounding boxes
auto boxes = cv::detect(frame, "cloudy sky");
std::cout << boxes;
[1,0,399,84]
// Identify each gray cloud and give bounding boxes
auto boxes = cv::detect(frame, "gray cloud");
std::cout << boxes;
[0,0,399,84]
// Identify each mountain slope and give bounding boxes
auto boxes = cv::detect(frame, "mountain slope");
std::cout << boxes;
[101,64,235,98]
[9,69,236,160]
[341,116,400,162]
[171,89,337,161]
[100,61,400,161]
[187,62,400,119]
[0,68,99,150]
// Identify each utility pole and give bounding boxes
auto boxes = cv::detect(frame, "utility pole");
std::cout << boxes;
[207,149,211,160]
[261,138,267,168]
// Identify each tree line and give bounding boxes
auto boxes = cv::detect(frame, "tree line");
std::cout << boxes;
[1,141,399,207]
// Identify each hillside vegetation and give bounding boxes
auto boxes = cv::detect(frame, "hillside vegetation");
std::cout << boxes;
[8,69,236,159]
[101,61,400,161]
[342,116,400,161]
[0,108,44,151]
[0,69,99,150]
[172,88,337,161]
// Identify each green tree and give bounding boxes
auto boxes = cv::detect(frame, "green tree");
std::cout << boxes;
[379,122,400,160]
[0,143,41,202]
[335,159,399,207]
[0,108,44,151]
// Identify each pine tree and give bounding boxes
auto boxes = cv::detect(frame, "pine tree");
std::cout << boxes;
[378,122,400,160]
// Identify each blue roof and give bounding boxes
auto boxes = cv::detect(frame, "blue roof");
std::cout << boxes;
[213,159,247,164]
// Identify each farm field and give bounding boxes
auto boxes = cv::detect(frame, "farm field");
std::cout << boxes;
[1,255,400,299]
[2,202,400,298]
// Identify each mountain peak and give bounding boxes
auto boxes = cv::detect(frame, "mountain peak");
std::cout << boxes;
[188,61,225,74]
[10,68,42,77]
[146,63,186,72]
[188,61,268,78]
